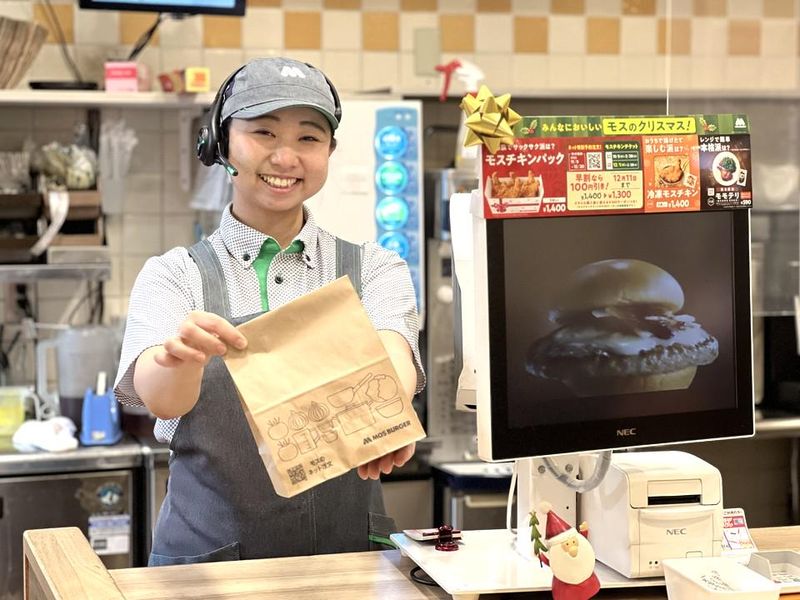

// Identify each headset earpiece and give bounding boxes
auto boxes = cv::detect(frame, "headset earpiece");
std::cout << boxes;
[196,120,216,167]
[324,73,342,124]
[196,66,244,171]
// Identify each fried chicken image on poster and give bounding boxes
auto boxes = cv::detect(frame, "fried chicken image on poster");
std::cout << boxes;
[525,259,719,397]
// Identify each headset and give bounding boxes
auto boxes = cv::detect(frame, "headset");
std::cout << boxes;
[196,63,342,177]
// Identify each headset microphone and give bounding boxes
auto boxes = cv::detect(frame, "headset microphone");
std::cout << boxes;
[196,66,244,175]
[218,152,238,177]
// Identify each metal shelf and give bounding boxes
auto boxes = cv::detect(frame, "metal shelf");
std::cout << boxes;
[0,263,111,283]
[0,89,386,107]
[0,89,215,108]
[0,90,212,192]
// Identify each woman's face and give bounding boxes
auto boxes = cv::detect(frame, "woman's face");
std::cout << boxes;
[226,106,335,222]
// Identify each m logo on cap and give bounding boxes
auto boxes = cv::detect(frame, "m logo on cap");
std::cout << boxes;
[280,65,306,79]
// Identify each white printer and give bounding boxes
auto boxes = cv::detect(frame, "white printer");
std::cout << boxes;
[580,451,723,578]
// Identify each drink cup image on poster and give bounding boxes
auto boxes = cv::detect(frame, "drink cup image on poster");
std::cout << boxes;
[502,211,736,428]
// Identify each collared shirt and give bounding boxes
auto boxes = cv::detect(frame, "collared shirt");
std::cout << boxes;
[114,204,425,443]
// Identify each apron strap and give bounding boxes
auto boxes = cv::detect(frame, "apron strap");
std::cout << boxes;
[187,238,231,319]
[335,237,363,298]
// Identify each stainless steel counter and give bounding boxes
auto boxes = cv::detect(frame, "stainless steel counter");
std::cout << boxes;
[0,414,794,479]
[0,434,143,476]
[136,433,169,465]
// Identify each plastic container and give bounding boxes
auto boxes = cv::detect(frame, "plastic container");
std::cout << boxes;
[663,557,780,600]
[747,550,800,593]
[0,387,31,437]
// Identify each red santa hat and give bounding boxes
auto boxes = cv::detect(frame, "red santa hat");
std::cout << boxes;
[538,501,577,547]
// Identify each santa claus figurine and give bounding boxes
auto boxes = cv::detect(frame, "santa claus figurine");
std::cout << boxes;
[532,501,601,600]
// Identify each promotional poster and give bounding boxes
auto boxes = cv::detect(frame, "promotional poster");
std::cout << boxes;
[481,114,752,218]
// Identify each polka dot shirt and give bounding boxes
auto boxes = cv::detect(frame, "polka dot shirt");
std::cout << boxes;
[114,204,425,443]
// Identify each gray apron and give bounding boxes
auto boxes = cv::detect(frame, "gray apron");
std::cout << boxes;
[149,238,394,566]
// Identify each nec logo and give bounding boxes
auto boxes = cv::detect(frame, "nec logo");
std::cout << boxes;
[616,428,637,437]
[666,528,688,535]
[280,66,306,78]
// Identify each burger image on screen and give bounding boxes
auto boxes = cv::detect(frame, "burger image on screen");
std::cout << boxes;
[525,259,719,397]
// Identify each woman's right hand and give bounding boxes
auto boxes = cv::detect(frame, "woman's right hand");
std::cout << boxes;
[154,310,248,368]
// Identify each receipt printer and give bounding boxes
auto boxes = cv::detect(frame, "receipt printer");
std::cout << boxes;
[580,451,723,578]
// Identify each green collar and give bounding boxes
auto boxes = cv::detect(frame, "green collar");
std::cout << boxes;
[259,238,304,256]
[252,238,305,311]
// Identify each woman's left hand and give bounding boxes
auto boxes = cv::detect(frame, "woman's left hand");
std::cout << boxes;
[357,442,416,480]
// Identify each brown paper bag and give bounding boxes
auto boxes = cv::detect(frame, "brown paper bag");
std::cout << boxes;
[223,276,426,498]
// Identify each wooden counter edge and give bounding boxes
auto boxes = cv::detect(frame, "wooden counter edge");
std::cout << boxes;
[23,527,125,600]
[751,525,800,552]
[22,526,800,600]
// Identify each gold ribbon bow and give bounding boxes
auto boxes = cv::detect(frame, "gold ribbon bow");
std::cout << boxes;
[460,85,522,154]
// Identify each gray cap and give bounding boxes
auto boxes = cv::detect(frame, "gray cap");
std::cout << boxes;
[220,57,339,131]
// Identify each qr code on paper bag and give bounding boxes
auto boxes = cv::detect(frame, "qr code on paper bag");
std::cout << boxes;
[587,152,602,171]
[287,464,307,485]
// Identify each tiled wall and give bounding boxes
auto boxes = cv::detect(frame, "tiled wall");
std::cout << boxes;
[0,0,797,330]
[0,0,796,93]
[0,1,795,522]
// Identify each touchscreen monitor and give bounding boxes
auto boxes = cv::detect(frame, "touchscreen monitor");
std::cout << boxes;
[476,209,754,460]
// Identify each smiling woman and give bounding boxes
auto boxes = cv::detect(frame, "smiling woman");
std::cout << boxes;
[114,56,425,567]
[226,107,335,243]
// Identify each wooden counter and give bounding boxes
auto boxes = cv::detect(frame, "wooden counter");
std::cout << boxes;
[23,526,800,600]
[23,527,449,600]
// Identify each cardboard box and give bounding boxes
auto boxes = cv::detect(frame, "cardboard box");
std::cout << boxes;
[0,193,41,219]
[42,191,103,247]
[44,190,101,221]
[104,61,149,92]
[184,67,210,93]
[157,67,211,93]
[104,61,138,92]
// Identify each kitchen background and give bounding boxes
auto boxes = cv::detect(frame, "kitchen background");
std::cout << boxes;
[0,0,795,325]
[0,0,799,594]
